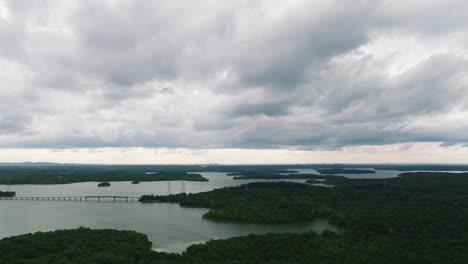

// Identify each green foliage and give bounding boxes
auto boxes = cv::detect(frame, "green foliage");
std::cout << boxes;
[227,171,346,181]
[2,228,467,264]
[0,166,208,184]
[3,172,468,263]
[139,173,468,263]
[0,228,152,264]
[141,176,468,233]
[226,170,299,176]
[97,182,111,187]
[316,168,376,174]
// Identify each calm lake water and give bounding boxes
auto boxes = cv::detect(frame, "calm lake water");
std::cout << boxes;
[0,171,403,252]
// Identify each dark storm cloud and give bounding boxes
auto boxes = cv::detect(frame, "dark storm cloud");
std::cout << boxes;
[0,0,468,149]
[0,114,30,135]
[234,2,373,89]
[227,101,292,117]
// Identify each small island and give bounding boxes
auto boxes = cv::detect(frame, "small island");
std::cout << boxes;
[131,180,140,184]
[97,182,111,187]
[316,168,376,174]
[0,191,15,197]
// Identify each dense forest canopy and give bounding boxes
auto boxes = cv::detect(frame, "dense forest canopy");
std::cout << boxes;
[1,225,467,263]
[0,228,152,264]
[140,173,468,229]
[138,172,468,262]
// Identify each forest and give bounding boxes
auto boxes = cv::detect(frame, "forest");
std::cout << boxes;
[2,163,468,184]
[0,228,152,264]
[316,168,376,174]
[140,173,468,229]
[2,171,468,262]
[139,172,468,262]
[227,171,345,181]
[1,223,467,263]
[0,166,207,184]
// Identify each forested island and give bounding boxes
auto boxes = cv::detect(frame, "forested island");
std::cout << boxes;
[0,190,15,197]
[97,182,111,187]
[0,166,208,184]
[316,168,376,174]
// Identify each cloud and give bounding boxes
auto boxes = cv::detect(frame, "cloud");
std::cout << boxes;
[0,113,30,135]
[0,0,467,150]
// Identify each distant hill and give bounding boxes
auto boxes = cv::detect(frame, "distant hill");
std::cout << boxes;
[1,162,468,171]
[0,162,81,167]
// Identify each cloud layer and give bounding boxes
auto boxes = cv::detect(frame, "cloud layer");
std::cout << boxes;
[1,0,467,150]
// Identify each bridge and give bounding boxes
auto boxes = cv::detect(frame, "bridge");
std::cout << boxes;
[0,196,140,202]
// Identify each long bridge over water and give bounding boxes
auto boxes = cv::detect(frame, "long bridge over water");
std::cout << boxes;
[0,196,140,202]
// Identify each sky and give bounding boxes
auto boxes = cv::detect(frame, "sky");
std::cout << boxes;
[0,0,468,164]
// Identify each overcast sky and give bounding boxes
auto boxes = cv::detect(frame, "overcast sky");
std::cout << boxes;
[1,0,468,164]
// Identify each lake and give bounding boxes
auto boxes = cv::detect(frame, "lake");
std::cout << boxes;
[0,171,403,252]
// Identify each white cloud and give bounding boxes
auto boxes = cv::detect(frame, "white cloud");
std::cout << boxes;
[0,0,467,163]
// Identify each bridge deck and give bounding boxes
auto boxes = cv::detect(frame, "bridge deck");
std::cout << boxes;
[0,196,140,202]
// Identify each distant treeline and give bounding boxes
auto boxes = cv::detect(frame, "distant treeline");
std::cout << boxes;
[0,166,207,184]
[3,163,467,171]
[1,164,468,185]
[226,171,346,181]
[316,168,376,174]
